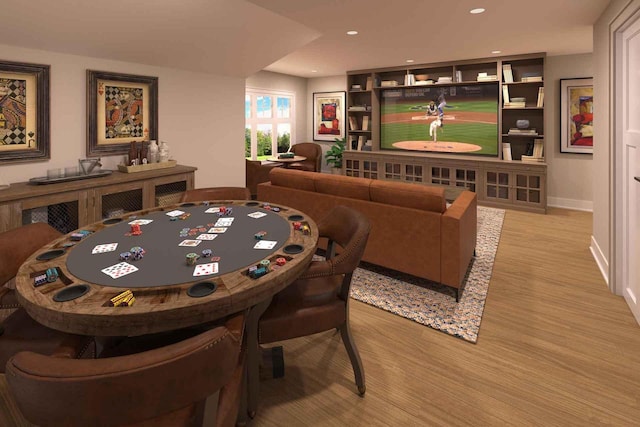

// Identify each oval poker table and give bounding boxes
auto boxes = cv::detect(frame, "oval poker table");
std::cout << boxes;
[15,200,318,337]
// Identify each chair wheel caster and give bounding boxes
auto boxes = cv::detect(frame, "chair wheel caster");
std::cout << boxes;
[357,385,366,396]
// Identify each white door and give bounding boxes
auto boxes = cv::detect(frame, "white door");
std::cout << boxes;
[621,17,640,323]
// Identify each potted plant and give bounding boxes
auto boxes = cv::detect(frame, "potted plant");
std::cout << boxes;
[325,137,345,174]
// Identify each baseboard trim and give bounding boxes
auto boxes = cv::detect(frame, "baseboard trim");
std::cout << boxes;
[548,197,593,212]
[590,235,609,287]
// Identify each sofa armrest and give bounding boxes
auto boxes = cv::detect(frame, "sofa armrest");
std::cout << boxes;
[440,191,477,289]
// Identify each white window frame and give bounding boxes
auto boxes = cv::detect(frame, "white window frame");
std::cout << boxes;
[245,88,295,160]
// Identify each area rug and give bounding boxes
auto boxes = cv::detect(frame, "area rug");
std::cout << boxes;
[349,206,505,343]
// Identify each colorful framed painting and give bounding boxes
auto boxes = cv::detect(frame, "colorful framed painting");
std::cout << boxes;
[560,78,593,154]
[313,91,345,142]
[0,60,50,163]
[87,70,158,156]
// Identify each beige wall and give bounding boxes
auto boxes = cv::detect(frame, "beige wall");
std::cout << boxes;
[0,43,245,189]
[545,54,594,210]
[245,71,308,146]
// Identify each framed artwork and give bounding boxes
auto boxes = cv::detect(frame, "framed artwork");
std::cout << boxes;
[87,70,158,156]
[0,60,50,163]
[313,91,345,141]
[560,77,593,154]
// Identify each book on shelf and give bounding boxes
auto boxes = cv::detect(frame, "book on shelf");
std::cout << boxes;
[533,139,544,158]
[437,76,452,83]
[502,85,510,104]
[365,76,373,90]
[536,87,545,107]
[351,84,362,90]
[348,116,358,130]
[357,135,365,151]
[362,140,373,151]
[521,155,545,163]
[380,80,398,87]
[348,106,367,111]
[502,142,513,161]
[521,73,543,82]
[362,115,370,131]
[456,70,463,82]
[414,80,434,85]
[508,128,538,135]
[502,63,514,83]
[477,74,498,81]
[504,102,526,108]
[348,135,357,150]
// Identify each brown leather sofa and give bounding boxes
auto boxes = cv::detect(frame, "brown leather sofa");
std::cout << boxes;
[257,168,477,300]
[246,159,281,199]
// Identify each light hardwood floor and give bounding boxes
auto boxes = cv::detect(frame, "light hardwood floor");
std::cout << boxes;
[2,208,639,426]
[249,208,640,426]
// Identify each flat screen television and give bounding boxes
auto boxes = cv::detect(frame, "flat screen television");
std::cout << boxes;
[380,84,499,156]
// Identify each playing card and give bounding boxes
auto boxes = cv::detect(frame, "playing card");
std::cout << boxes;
[179,239,202,247]
[193,262,219,277]
[166,210,185,217]
[128,219,153,225]
[196,234,217,241]
[101,262,138,279]
[254,240,277,250]
[92,243,118,254]
[208,227,227,233]
[247,211,267,219]
[205,207,221,214]
[215,218,234,227]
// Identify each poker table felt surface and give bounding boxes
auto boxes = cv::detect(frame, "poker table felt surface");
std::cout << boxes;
[15,201,318,337]
[66,204,290,288]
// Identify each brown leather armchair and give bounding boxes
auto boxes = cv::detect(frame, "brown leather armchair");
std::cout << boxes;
[181,187,251,202]
[246,159,281,199]
[6,312,246,427]
[257,205,371,396]
[288,142,322,172]
[0,223,94,371]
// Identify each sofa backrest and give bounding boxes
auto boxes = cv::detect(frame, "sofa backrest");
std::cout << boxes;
[268,168,446,213]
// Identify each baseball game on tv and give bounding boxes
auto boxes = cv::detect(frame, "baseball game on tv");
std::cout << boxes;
[380,84,499,156]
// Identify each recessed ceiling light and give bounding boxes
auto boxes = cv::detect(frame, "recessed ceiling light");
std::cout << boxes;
[470,8,485,14]
[491,50,501,54]
[311,70,318,73]
[406,59,414,63]
[346,30,358,35]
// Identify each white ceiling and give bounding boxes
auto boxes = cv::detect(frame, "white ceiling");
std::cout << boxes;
[0,0,610,78]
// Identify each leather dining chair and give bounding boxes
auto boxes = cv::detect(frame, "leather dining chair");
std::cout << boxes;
[256,205,371,398]
[288,142,322,172]
[181,187,251,202]
[0,223,94,371]
[6,312,246,427]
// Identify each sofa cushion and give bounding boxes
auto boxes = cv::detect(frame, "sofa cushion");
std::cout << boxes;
[369,180,446,213]
[269,168,316,192]
[314,174,371,201]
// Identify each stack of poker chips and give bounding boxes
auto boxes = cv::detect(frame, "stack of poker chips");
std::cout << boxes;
[109,289,136,307]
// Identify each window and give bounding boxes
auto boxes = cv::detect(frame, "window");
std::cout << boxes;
[245,89,294,160]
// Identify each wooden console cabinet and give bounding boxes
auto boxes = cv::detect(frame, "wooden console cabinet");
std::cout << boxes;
[0,165,196,233]
[343,151,546,213]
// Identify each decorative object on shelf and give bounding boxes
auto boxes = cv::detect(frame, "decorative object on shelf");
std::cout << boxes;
[325,137,345,173]
[117,159,177,173]
[313,91,345,141]
[29,169,113,185]
[148,140,159,163]
[0,59,50,163]
[560,77,593,154]
[158,140,170,162]
[87,70,158,156]
[78,158,102,175]
[516,119,530,129]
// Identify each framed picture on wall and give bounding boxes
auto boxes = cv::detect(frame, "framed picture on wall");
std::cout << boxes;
[0,60,50,163]
[560,77,593,154]
[313,91,345,141]
[87,70,158,157]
